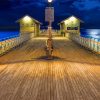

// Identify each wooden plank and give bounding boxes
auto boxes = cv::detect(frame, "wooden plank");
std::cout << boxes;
[0,36,99,100]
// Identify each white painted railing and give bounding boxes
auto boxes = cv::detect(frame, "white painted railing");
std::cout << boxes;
[72,35,100,54]
[0,33,34,55]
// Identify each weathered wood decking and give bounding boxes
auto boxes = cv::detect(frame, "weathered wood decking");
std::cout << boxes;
[0,36,100,100]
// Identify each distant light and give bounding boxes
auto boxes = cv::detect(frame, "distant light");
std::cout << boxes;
[48,0,52,3]
[87,29,100,39]
[23,16,32,22]
[88,29,99,35]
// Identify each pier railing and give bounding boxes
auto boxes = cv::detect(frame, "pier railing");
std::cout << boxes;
[0,33,33,55]
[71,35,100,54]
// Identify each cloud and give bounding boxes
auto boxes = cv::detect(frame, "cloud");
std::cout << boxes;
[72,0,100,10]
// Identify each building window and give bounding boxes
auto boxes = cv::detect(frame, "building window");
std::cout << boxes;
[67,27,78,30]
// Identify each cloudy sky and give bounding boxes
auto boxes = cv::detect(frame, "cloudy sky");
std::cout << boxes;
[0,0,100,29]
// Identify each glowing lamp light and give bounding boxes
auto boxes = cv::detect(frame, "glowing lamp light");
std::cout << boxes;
[69,16,76,21]
[64,20,69,25]
[23,16,32,22]
[48,0,52,3]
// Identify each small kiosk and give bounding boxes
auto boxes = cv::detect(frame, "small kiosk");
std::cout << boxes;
[59,16,84,37]
[16,15,41,37]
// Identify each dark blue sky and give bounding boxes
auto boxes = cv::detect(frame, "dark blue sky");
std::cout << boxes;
[0,0,100,29]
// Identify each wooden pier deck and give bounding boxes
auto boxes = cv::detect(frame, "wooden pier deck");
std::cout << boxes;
[0,36,100,100]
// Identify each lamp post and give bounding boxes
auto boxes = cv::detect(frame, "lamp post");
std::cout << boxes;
[48,0,53,39]
[45,0,54,59]
[48,0,52,8]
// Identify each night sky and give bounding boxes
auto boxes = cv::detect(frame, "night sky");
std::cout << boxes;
[0,0,100,29]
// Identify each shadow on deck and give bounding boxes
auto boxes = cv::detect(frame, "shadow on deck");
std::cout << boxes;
[0,36,100,65]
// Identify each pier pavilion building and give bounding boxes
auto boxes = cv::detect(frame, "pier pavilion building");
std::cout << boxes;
[59,16,84,37]
[16,15,42,37]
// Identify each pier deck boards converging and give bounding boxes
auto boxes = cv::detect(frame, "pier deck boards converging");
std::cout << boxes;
[0,37,100,100]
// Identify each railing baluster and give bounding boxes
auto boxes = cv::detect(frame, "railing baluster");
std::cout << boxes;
[72,34,100,54]
[0,33,33,55]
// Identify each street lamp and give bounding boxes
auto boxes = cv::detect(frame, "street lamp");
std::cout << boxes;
[48,0,52,3]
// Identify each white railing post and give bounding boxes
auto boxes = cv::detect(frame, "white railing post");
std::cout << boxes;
[0,33,33,55]
[72,35,100,54]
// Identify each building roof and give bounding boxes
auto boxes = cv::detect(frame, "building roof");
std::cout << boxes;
[58,15,84,25]
[16,15,42,25]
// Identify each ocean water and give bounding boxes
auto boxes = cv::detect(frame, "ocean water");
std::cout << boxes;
[81,29,100,41]
[0,31,19,41]
[0,29,100,42]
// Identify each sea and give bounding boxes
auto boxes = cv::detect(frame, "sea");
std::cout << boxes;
[0,31,19,42]
[0,29,100,42]
[81,29,100,42]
